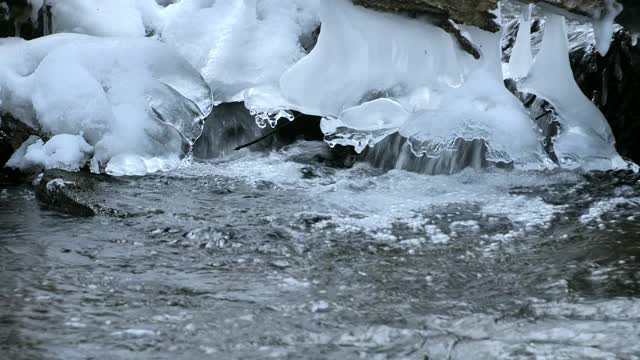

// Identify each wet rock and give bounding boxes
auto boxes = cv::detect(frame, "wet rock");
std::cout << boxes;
[0,0,48,39]
[525,0,613,19]
[616,0,640,35]
[352,0,500,32]
[570,29,640,163]
[0,167,30,186]
[34,169,119,217]
[352,0,614,33]
[0,113,39,168]
[362,134,491,175]
[194,102,357,168]
[193,102,263,159]
[300,25,321,53]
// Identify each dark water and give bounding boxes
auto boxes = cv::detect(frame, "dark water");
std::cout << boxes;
[1,147,640,359]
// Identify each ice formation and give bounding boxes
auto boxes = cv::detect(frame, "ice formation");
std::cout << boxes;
[0,0,632,175]
[592,0,623,55]
[158,0,320,112]
[519,14,624,169]
[507,4,534,79]
[0,34,212,175]
[283,0,546,167]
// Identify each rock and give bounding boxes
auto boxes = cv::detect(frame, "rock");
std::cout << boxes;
[0,167,31,186]
[194,102,357,168]
[193,102,264,159]
[525,0,610,19]
[34,169,122,217]
[0,0,47,39]
[352,0,500,32]
[570,29,640,163]
[616,0,640,35]
[0,113,40,168]
[351,0,617,33]
[362,134,492,175]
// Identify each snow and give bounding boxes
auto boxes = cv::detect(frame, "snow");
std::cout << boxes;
[7,134,93,171]
[0,34,212,175]
[49,0,148,37]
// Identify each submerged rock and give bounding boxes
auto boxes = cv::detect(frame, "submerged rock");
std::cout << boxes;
[0,113,39,168]
[34,169,120,217]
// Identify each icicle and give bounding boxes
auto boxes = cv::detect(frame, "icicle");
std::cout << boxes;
[592,0,623,56]
[27,0,44,22]
[520,14,624,169]
[507,4,534,79]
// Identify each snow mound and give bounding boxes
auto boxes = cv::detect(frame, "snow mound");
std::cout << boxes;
[7,134,93,171]
[0,34,213,175]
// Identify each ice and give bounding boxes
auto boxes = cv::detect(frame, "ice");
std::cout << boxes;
[592,0,623,56]
[519,14,625,170]
[1,0,631,175]
[286,0,545,167]
[48,0,148,37]
[507,4,533,79]
[6,134,93,171]
[104,153,182,177]
[27,0,44,22]
[281,0,464,117]
[159,0,320,110]
[0,34,213,175]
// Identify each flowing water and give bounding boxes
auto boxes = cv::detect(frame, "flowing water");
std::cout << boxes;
[1,142,640,359]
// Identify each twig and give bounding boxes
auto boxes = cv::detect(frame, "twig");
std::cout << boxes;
[234,116,298,151]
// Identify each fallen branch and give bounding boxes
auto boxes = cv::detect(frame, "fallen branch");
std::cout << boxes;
[234,116,298,151]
